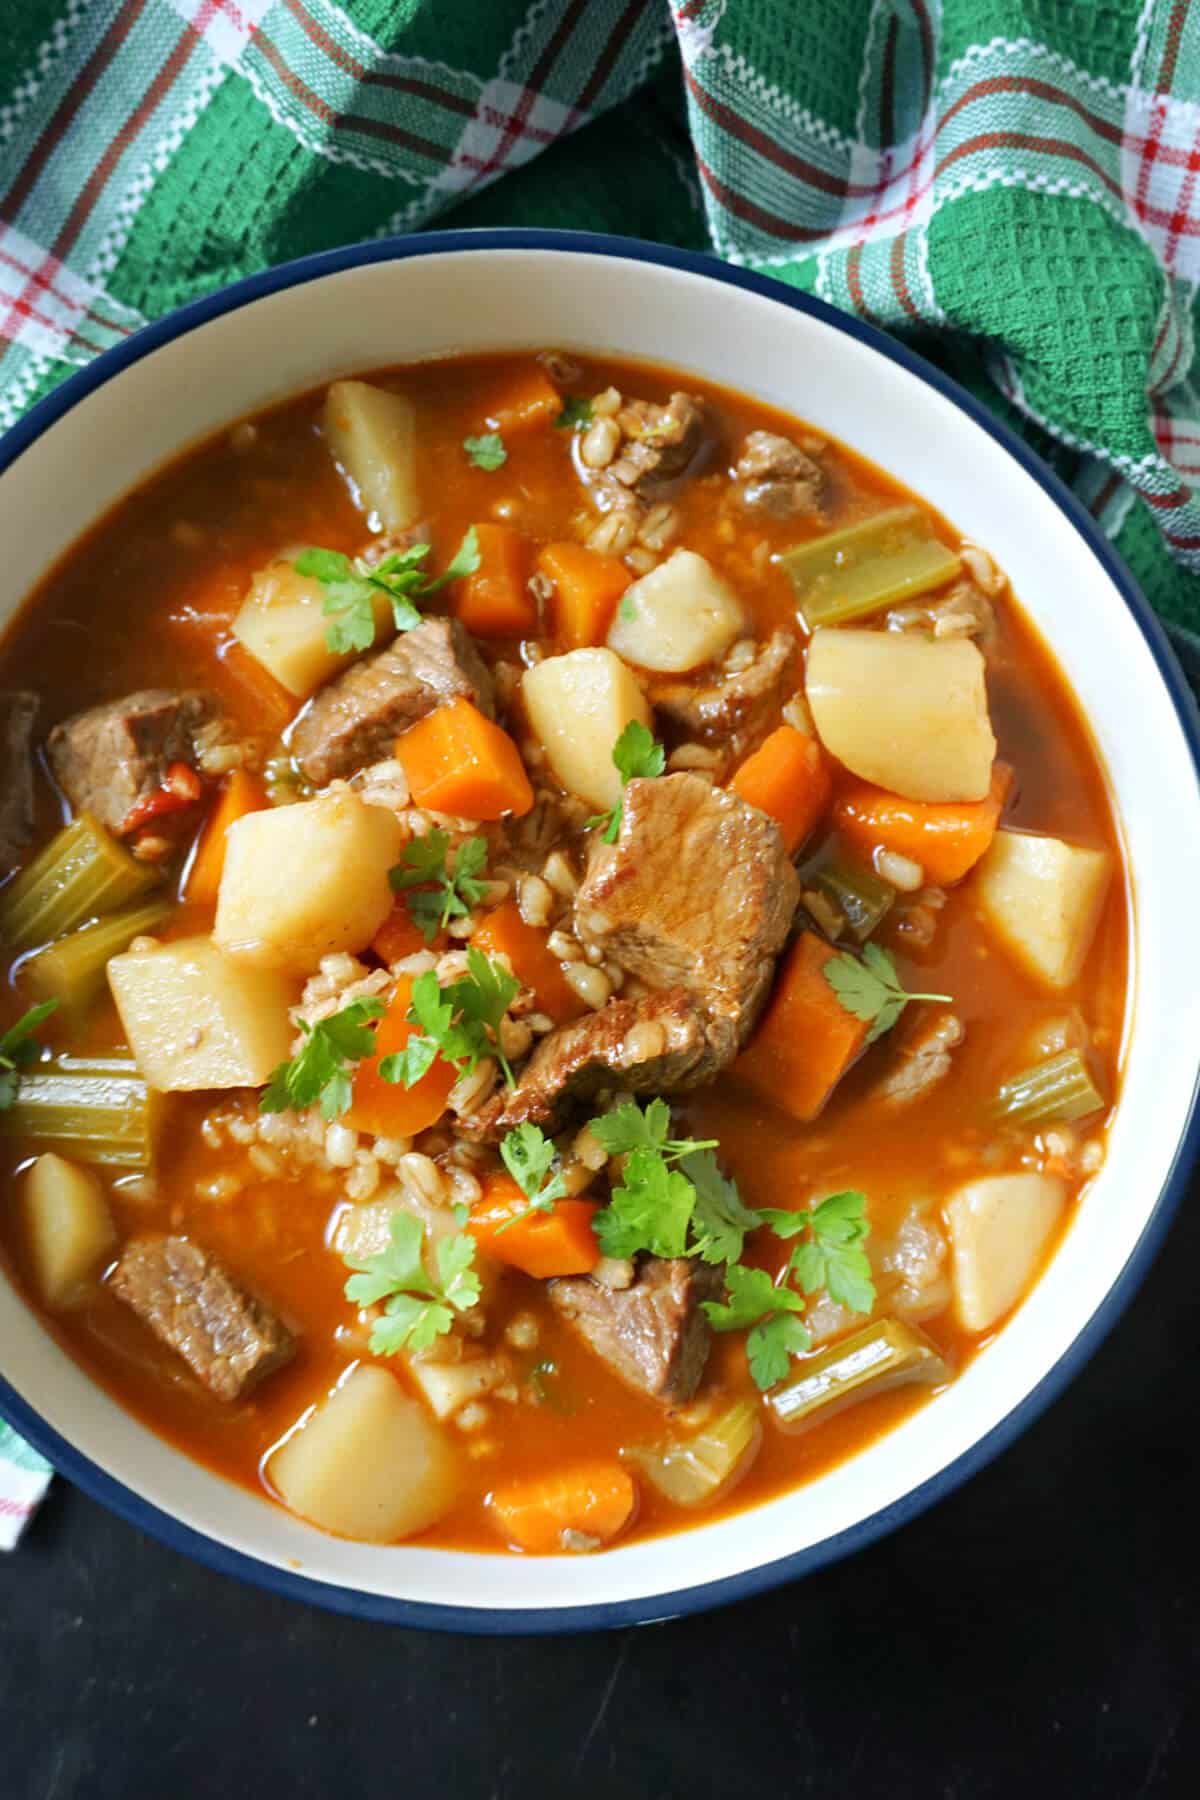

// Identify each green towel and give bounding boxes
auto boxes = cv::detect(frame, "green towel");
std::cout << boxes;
[1,1,1198,1521]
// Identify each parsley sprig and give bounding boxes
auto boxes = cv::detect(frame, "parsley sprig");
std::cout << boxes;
[380,948,520,1091]
[463,432,507,470]
[585,720,666,843]
[588,1100,719,1261]
[824,943,952,1044]
[294,527,481,656]
[495,1122,568,1234]
[554,397,593,431]
[259,996,384,1121]
[389,829,489,944]
[0,1001,59,1110]
[703,1266,812,1391]
[343,1210,480,1355]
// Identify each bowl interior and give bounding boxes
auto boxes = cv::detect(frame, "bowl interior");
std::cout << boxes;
[1,239,1197,1624]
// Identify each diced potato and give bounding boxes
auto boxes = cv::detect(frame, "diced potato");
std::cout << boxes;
[268,1365,458,1542]
[19,1153,117,1309]
[606,549,744,672]
[945,1172,1066,1332]
[214,790,404,973]
[324,380,419,532]
[406,1351,512,1420]
[522,647,651,810]
[232,557,393,699]
[806,628,996,801]
[975,830,1112,989]
[108,936,297,1090]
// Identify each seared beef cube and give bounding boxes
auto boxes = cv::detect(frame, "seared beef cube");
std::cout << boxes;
[576,773,800,1059]
[290,617,494,786]
[0,690,38,872]
[735,429,824,518]
[47,688,220,835]
[652,629,796,747]
[110,1235,295,1402]
[468,990,714,1141]
[611,393,714,500]
[548,1256,722,1402]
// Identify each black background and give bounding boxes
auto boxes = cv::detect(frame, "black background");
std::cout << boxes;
[3,1177,1197,1799]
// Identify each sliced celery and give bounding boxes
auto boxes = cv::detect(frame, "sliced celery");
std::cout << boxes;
[23,898,173,1024]
[995,1049,1104,1126]
[624,1398,761,1507]
[782,504,962,629]
[0,815,157,953]
[0,1054,163,1169]
[769,1316,946,1434]
[813,860,895,942]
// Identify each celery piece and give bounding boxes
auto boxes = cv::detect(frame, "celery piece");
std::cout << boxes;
[0,815,158,953]
[769,1316,946,1435]
[23,898,173,1025]
[813,860,895,942]
[782,505,962,629]
[995,1049,1104,1126]
[624,1398,761,1507]
[0,1054,164,1169]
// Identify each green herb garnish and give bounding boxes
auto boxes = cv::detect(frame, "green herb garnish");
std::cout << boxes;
[584,720,666,843]
[389,829,489,944]
[495,1122,568,1234]
[463,432,507,470]
[760,1189,877,1315]
[295,526,481,655]
[588,1100,719,1261]
[554,397,593,431]
[0,1001,59,1110]
[343,1211,480,1355]
[703,1264,812,1391]
[380,948,520,1091]
[259,996,384,1120]
[823,943,952,1044]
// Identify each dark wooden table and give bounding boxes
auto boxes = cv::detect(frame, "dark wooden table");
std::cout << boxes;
[3,1175,1197,1799]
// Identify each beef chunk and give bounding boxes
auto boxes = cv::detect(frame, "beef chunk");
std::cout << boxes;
[110,1235,295,1402]
[735,429,824,518]
[876,1009,964,1105]
[548,1255,722,1402]
[576,773,800,1060]
[584,393,718,526]
[652,628,796,746]
[290,617,493,786]
[467,990,714,1141]
[0,690,38,872]
[47,689,221,835]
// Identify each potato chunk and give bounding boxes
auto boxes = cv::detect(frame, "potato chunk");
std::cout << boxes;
[522,647,651,810]
[975,829,1112,989]
[324,380,419,532]
[806,628,995,801]
[945,1173,1066,1332]
[607,549,745,673]
[269,1365,458,1542]
[108,936,297,1090]
[214,790,404,973]
[19,1153,117,1309]
[232,556,393,699]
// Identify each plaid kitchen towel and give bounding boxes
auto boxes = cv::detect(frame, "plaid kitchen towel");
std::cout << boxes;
[0,1420,52,1549]
[1,0,1199,1533]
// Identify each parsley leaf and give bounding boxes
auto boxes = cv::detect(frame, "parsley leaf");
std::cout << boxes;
[585,719,666,843]
[554,397,593,430]
[464,432,507,470]
[259,996,384,1121]
[0,1000,59,1110]
[748,1314,814,1390]
[389,829,489,943]
[588,1098,716,1164]
[379,949,520,1092]
[683,1149,764,1266]
[594,1147,697,1260]
[296,527,481,656]
[760,1190,877,1317]
[495,1122,568,1234]
[343,1211,481,1356]
[823,942,952,1044]
[703,1264,811,1391]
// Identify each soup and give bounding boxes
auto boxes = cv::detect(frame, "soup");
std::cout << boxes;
[0,352,1126,1555]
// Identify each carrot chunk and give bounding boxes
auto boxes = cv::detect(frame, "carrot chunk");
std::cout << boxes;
[480,365,562,437]
[488,1459,637,1554]
[184,769,268,908]
[395,697,534,820]
[535,542,632,648]
[734,931,869,1122]
[345,977,457,1136]
[468,1171,600,1280]
[833,762,1012,886]
[730,725,832,853]
[371,901,444,965]
[470,900,586,1024]
[456,522,536,638]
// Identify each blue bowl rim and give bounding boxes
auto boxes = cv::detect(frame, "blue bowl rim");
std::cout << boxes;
[1,226,1197,1635]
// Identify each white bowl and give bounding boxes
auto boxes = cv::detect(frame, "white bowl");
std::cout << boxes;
[2,232,1198,1632]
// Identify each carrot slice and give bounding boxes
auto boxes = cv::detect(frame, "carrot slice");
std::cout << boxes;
[488,1459,637,1554]
[184,769,268,908]
[456,522,536,638]
[733,931,869,1122]
[730,725,832,853]
[395,697,534,820]
[468,1171,600,1280]
[345,977,457,1136]
[480,365,561,437]
[535,542,632,649]
[833,762,1013,886]
[371,901,444,965]
[470,900,586,1024]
